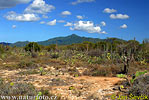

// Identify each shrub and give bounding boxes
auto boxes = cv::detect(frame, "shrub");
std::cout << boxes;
[39,89,61,100]
[92,66,112,76]
[129,73,149,99]
[18,70,39,75]
[116,70,148,95]
[69,86,75,90]
[92,69,110,76]
[24,42,41,52]
[0,45,4,54]
[17,61,38,69]
[39,67,46,76]
[47,44,57,51]
[88,49,103,57]
[131,70,148,83]
[50,52,59,59]
[0,79,37,96]
[31,52,38,58]
[62,50,73,59]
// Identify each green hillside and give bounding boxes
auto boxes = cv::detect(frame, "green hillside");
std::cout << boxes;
[10,34,125,47]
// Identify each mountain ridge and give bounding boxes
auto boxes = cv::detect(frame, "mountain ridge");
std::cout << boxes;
[1,34,125,47]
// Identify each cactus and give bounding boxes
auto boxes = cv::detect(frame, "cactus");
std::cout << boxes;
[116,70,148,92]
[107,53,111,60]
[131,70,148,83]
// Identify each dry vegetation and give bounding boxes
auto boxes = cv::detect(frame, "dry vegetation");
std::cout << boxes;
[0,39,149,100]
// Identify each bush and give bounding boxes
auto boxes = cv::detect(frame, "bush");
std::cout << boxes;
[92,68,110,76]
[88,49,103,57]
[50,52,59,59]
[24,42,41,52]
[129,73,149,99]
[0,45,4,54]
[31,52,38,58]
[62,50,73,59]
[18,70,39,75]
[40,89,61,100]
[0,78,37,96]
[47,44,57,51]
[17,61,38,69]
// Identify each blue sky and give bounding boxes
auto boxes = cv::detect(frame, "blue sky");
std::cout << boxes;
[0,0,148,43]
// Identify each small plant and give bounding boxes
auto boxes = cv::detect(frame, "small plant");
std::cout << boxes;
[39,67,44,76]
[116,74,127,78]
[38,52,45,56]
[74,74,79,77]
[50,52,59,59]
[36,92,42,100]
[1,54,6,59]
[0,78,4,85]
[10,82,14,87]
[140,59,147,65]
[88,59,92,64]
[69,86,75,90]
[107,53,111,60]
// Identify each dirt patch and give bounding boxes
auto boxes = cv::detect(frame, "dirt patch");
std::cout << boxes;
[0,66,123,100]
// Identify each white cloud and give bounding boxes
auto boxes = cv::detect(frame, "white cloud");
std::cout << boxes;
[12,25,16,29]
[42,15,48,19]
[64,22,73,26]
[0,0,31,9]
[24,0,55,14]
[71,0,95,5]
[40,21,45,24]
[100,21,106,26]
[110,14,129,19]
[120,24,127,29]
[76,15,84,19]
[100,31,107,34]
[103,8,117,13]
[57,20,65,23]
[70,20,105,34]
[47,19,56,26]
[5,11,40,22]
[61,11,71,16]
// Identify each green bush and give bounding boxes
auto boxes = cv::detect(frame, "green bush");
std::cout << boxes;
[24,42,41,52]
[50,52,59,59]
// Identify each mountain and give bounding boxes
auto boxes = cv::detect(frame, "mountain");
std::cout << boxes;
[0,42,11,45]
[10,34,125,47]
[10,34,101,47]
[10,41,29,47]
[38,34,101,46]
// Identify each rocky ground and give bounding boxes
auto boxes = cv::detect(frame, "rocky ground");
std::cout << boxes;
[0,64,123,100]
